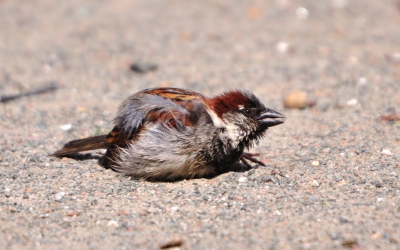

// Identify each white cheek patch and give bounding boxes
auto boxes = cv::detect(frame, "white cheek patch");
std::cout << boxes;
[208,109,248,147]
[208,109,226,128]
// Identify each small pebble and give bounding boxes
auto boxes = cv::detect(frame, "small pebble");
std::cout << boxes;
[276,42,289,53]
[318,99,330,112]
[348,152,356,157]
[341,238,358,248]
[393,53,400,61]
[238,177,248,183]
[284,91,308,109]
[372,232,382,239]
[335,100,347,109]
[107,220,119,227]
[55,192,65,201]
[60,124,73,131]
[129,62,158,73]
[381,149,392,155]
[386,53,400,63]
[5,187,11,197]
[323,147,330,153]
[357,77,367,86]
[380,113,400,122]
[66,211,81,217]
[312,180,319,187]
[259,175,272,183]
[311,161,320,167]
[347,99,357,106]
[296,7,309,20]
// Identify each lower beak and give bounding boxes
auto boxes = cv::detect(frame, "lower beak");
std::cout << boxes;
[259,109,286,127]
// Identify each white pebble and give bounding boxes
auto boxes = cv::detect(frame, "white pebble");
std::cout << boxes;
[391,53,400,63]
[381,149,392,155]
[55,192,65,201]
[276,42,289,53]
[238,177,248,183]
[347,99,358,106]
[60,124,73,131]
[357,77,367,86]
[296,7,309,20]
[311,161,320,167]
[107,220,119,227]
[312,180,319,187]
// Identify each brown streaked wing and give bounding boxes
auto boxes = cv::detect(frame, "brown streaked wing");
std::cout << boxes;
[107,88,207,148]
[143,88,209,128]
[143,87,208,106]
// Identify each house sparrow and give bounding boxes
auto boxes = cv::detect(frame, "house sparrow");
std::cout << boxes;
[52,87,285,181]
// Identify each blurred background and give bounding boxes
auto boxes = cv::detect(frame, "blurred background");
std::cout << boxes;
[1,0,399,108]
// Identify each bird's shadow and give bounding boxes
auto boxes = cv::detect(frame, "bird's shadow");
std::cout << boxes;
[53,153,254,182]
[53,152,103,161]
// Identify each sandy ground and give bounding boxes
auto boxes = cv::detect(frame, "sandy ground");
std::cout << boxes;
[1,0,400,249]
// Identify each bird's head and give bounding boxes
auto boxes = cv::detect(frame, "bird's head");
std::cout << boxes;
[207,90,285,148]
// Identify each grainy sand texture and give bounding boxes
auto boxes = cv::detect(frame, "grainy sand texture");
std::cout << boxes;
[1,0,400,249]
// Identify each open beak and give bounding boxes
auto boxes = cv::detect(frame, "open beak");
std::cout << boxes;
[259,109,286,128]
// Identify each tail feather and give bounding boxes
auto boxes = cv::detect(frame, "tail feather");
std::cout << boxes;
[51,135,109,156]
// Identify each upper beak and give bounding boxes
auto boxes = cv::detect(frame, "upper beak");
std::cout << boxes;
[259,109,286,127]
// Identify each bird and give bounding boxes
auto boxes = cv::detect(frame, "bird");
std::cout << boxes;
[52,87,285,181]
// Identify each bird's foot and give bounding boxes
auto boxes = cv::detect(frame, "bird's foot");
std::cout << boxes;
[240,152,266,168]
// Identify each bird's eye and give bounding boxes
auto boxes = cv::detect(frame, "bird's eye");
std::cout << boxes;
[242,108,252,116]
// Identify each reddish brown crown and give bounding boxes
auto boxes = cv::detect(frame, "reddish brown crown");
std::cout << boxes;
[207,90,258,118]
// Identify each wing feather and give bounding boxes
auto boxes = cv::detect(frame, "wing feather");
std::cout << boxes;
[108,88,209,143]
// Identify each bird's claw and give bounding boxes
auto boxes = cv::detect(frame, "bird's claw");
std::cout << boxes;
[240,152,266,168]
